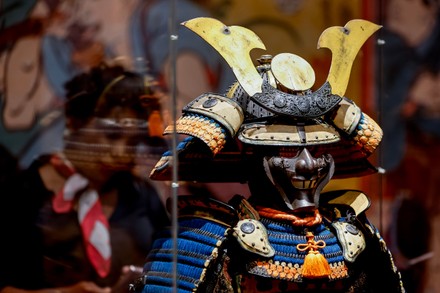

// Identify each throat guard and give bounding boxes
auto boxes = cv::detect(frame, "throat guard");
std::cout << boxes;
[246,220,349,282]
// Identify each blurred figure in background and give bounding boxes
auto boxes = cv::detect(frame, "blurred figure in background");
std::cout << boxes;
[379,0,440,292]
[0,64,169,293]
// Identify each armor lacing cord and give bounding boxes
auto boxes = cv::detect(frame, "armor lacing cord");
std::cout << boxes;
[256,207,322,227]
[255,207,331,279]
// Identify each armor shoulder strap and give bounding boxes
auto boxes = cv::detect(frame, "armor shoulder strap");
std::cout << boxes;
[321,189,371,216]
[172,194,238,226]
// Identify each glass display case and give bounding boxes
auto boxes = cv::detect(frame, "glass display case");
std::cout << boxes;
[1,0,439,292]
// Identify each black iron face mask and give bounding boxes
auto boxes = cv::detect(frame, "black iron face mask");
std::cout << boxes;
[263,148,335,212]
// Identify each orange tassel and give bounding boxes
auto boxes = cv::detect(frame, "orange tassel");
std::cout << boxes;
[301,250,331,278]
[297,231,331,279]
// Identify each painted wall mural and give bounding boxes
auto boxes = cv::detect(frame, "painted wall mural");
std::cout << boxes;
[0,0,371,169]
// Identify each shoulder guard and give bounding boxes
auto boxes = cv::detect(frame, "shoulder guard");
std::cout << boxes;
[321,189,371,217]
[163,93,244,155]
[183,93,244,137]
[331,97,362,135]
[320,190,371,263]
[233,219,275,257]
[138,195,236,292]
[175,194,239,226]
[332,220,366,263]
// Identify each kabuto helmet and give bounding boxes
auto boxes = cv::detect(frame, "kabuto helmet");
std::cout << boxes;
[150,17,382,183]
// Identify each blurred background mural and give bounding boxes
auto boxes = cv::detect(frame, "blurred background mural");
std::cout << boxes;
[0,0,439,292]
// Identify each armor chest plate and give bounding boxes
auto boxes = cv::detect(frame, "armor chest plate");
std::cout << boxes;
[241,218,349,287]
